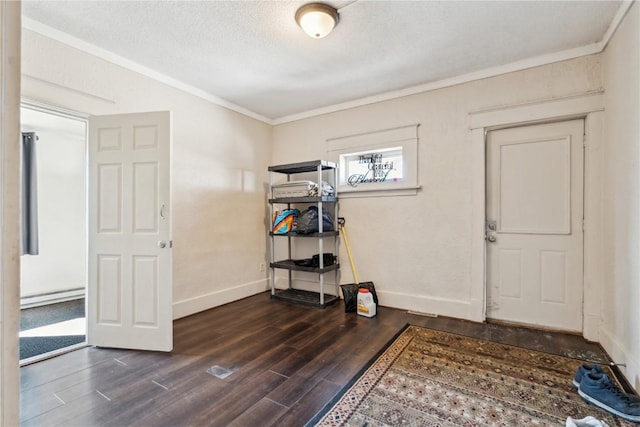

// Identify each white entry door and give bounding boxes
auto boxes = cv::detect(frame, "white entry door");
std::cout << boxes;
[88,111,172,351]
[486,119,584,332]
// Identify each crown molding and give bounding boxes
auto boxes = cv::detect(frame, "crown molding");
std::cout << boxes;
[599,0,635,51]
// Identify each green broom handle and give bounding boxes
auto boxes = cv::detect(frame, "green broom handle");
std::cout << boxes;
[338,218,360,284]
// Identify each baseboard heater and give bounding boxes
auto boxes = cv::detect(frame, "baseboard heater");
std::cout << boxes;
[21,288,85,309]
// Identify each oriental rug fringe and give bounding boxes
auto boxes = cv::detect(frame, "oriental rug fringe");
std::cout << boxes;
[312,325,635,426]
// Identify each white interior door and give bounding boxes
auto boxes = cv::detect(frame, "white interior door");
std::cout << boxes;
[486,119,584,332]
[88,111,172,351]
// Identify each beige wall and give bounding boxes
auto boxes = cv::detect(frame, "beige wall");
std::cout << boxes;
[601,2,640,390]
[273,55,602,319]
[21,29,273,318]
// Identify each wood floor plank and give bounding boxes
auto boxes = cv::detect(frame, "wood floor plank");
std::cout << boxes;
[107,371,229,427]
[21,388,112,426]
[222,344,298,385]
[19,388,64,423]
[145,370,286,427]
[65,357,146,398]
[20,346,133,391]
[193,370,289,426]
[227,397,289,427]
[322,323,403,386]
[20,356,132,422]
[270,316,361,379]
[266,320,370,407]
[272,379,343,427]
[153,325,287,387]
[88,377,173,426]
[212,321,313,370]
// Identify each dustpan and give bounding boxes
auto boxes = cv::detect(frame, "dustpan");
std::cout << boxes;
[338,217,378,313]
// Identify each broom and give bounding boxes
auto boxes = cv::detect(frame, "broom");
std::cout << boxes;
[338,217,378,313]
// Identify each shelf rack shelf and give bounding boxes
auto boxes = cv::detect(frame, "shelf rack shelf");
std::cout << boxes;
[271,289,340,308]
[270,259,340,273]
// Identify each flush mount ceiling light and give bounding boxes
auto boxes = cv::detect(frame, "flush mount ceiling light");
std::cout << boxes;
[295,3,340,39]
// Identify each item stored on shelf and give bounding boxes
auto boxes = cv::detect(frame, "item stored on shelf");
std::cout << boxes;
[338,217,378,313]
[272,180,335,199]
[293,253,336,268]
[272,209,301,234]
[309,181,335,197]
[272,180,316,198]
[296,206,334,234]
[357,288,377,318]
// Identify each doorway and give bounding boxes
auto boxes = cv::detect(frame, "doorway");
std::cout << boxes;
[19,104,88,363]
[485,119,585,332]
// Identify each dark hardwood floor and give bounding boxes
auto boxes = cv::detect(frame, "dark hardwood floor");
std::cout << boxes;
[20,291,612,426]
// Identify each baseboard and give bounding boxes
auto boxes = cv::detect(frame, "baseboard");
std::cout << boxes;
[377,290,474,321]
[272,281,476,321]
[599,325,639,393]
[20,288,85,309]
[172,279,269,320]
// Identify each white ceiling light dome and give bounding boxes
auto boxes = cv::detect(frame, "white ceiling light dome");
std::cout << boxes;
[295,3,340,39]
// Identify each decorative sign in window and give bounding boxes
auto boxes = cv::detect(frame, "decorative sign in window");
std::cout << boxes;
[327,124,419,196]
[342,147,403,187]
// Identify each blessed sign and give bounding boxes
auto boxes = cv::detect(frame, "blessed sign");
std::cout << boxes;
[347,153,395,187]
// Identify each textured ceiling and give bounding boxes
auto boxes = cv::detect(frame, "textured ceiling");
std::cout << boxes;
[22,1,624,122]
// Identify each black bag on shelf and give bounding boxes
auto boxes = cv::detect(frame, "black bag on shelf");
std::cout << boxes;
[293,253,335,268]
[296,206,334,234]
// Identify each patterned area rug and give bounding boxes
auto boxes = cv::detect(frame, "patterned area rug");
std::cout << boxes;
[312,325,636,426]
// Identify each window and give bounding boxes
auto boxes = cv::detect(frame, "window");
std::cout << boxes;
[327,124,419,196]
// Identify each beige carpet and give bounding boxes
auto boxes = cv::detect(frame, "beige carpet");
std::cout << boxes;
[313,325,635,426]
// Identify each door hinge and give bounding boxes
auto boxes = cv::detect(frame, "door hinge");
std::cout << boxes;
[582,219,585,232]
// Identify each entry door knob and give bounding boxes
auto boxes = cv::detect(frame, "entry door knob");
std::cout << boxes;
[487,235,497,243]
[158,240,167,248]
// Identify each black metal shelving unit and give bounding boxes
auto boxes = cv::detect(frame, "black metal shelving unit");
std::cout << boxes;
[268,160,339,308]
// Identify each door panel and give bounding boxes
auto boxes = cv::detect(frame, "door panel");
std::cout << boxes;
[498,248,522,298]
[499,136,570,233]
[89,111,172,351]
[98,164,122,232]
[97,255,122,324]
[133,163,159,232]
[133,256,158,325]
[540,250,568,303]
[486,119,583,332]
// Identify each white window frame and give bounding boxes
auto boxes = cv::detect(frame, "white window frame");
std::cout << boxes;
[327,124,420,197]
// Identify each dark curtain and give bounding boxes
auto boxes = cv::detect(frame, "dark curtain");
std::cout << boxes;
[21,132,39,255]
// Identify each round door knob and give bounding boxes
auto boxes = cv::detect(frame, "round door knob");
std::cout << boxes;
[487,235,497,243]
[158,240,167,248]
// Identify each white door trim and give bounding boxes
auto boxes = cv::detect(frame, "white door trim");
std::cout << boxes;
[17,102,90,365]
[21,98,89,121]
[468,92,604,341]
[0,1,22,425]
